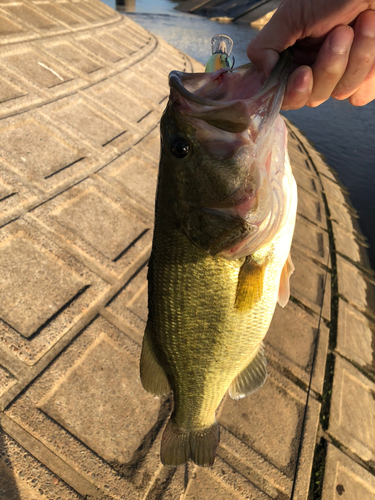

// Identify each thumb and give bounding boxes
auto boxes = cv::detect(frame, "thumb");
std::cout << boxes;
[247,2,303,76]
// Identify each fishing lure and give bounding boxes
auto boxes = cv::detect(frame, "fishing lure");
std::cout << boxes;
[205,34,235,72]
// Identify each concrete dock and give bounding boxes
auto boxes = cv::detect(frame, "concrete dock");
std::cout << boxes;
[0,1,374,499]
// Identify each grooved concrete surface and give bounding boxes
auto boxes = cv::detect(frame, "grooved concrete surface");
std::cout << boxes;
[0,1,374,499]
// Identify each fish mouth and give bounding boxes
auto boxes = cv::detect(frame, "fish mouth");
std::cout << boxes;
[169,67,249,108]
[169,50,293,135]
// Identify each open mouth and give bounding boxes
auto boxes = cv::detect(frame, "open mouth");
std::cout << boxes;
[170,63,263,106]
[168,49,293,137]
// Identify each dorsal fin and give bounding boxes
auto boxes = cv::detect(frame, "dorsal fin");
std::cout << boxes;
[229,343,267,400]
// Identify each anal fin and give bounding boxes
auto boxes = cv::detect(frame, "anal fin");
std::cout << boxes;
[140,324,170,396]
[235,256,267,311]
[229,343,267,400]
[278,253,295,308]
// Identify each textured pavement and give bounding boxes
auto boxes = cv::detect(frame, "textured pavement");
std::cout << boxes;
[0,1,375,499]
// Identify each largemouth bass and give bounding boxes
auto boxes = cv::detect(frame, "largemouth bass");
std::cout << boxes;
[140,49,297,467]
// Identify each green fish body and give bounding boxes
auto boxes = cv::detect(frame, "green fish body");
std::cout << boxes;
[140,51,297,467]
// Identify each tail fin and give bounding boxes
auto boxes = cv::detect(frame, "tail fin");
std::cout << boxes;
[161,418,219,467]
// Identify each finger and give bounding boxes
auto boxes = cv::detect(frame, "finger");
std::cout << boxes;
[247,2,303,76]
[248,48,280,79]
[333,10,375,100]
[349,57,375,105]
[307,25,354,107]
[281,65,313,110]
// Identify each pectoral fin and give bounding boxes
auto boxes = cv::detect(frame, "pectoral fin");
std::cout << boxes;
[235,256,267,311]
[140,325,170,396]
[278,253,295,308]
[229,343,267,400]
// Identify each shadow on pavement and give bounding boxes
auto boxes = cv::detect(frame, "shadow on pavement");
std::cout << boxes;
[0,425,21,500]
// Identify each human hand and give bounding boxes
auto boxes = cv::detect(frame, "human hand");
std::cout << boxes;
[246,0,375,109]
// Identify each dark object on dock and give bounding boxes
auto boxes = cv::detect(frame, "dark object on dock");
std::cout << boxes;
[176,0,281,23]
[116,0,135,12]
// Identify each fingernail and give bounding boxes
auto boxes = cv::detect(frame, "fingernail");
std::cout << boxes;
[293,69,310,93]
[294,81,309,93]
[359,11,375,38]
[329,26,353,54]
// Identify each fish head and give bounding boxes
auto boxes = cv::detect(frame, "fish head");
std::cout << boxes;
[158,51,293,257]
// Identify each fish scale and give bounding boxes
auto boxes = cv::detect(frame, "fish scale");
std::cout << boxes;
[147,204,291,420]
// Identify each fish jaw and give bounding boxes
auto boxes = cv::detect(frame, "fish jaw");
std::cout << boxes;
[160,50,293,257]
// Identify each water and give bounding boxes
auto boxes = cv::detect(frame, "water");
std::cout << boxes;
[122,2,255,65]
[106,0,375,269]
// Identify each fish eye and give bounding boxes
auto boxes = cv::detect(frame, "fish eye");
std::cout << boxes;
[170,137,190,158]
